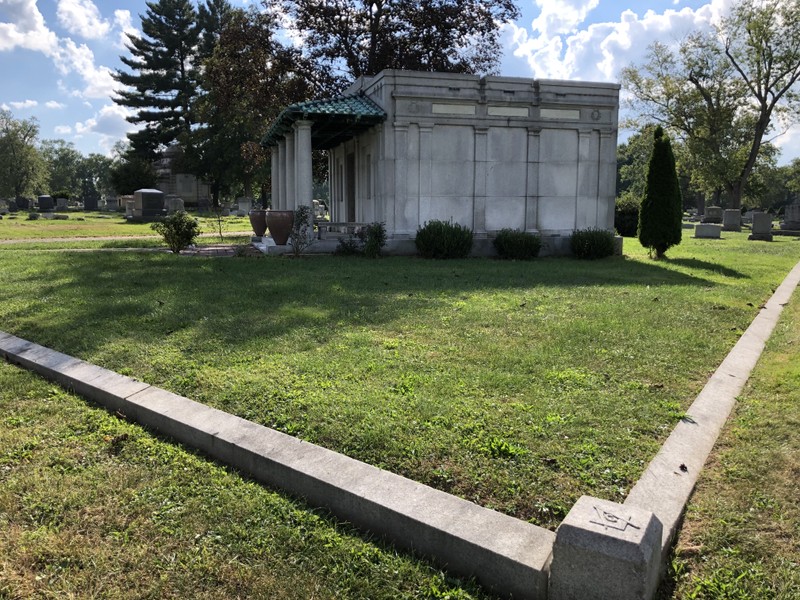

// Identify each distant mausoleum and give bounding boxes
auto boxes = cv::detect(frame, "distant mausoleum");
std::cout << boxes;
[262,69,620,254]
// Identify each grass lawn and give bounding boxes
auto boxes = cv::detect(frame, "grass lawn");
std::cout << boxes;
[0,211,251,240]
[0,231,798,533]
[0,362,487,599]
[659,290,800,600]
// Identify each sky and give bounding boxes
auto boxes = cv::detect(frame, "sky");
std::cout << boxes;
[1,0,799,163]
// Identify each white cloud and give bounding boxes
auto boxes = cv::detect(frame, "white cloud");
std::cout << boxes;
[56,0,110,40]
[7,99,38,109]
[54,124,72,134]
[46,100,66,109]
[54,39,116,99]
[506,0,733,82]
[73,103,135,155]
[113,9,139,49]
[0,0,59,55]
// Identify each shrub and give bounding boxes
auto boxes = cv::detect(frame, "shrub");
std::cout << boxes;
[289,205,315,257]
[415,220,473,259]
[493,229,541,260]
[26,212,40,221]
[570,228,615,259]
[151,211,201,254]
[362,222,387,258]
[334,222,388,258]
[638,126,682,258]
[614,196,640,237]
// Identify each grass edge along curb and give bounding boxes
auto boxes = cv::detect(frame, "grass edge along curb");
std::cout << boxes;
[0,330,553,600]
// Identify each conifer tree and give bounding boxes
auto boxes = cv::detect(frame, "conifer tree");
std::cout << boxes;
[113,0,200,159]
[638,126,682,258]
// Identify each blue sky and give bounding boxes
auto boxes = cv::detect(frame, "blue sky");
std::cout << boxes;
[1,0,798,162]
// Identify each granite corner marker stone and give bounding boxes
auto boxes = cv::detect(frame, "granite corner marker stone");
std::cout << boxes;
[548,496,662,600]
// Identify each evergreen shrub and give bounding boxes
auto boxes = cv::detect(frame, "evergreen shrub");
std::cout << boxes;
[151,211,200,254]
[614,196,640,237]
[415,220,473,259]
[570,228,615,259]
[638,126,682,258]
[493,229,541,260]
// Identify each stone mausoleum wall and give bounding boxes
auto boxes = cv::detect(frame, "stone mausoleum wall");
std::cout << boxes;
[326,70,619,241]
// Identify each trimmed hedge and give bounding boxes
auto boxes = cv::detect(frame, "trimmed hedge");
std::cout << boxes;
[415,220,473,259]
[570,228,615,259]
[493,229,542,260]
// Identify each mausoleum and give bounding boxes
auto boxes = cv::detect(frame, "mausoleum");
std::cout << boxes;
[262,69,620,254]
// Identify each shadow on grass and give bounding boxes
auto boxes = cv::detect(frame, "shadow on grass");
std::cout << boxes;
[0,252,718,358]
[663,257,748,279]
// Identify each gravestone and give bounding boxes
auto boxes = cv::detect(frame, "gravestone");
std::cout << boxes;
[695,224,721,239]
[749,212,773,241]
[236,197,253,217]
[125,200,135,218]
[83,197,98,211]
[16,197,29,210]
[7,200,18,213]
[742,210,755,225]
[0,200,7,215]
[56,197,68,210]
[164,195,185,213]
[133,189,165,219]
[701,205,722,224]
[38,195,54,211]
[722,209,741,232]
[780,203,800,230]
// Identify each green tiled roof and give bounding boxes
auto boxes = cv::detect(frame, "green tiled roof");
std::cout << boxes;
[261,93,386,149]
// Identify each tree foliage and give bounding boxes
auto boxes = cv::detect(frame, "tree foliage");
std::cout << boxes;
[272,0,519,79]
[639,126,682,259]
[40,139,83,198]
[0,109,47,199]
[114,0,201,158]
[622,0,800,209]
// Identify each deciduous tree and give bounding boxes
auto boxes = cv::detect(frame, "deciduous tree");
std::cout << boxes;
[272,0,519,79]
[0,110,47,200]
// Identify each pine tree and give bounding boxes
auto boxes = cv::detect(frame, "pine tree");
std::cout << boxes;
[638,126,683,258]
[113,0,200,159]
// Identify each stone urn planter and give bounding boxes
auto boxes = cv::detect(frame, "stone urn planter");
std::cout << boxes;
[267,210,294,245]
[248,208,268,237]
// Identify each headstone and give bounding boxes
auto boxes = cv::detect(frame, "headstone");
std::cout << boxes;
[722,209,741,232]
[236,197,252,217]
[16,197,29,210]
[780,203,800,230]
[41,211,55,220]
[0,200,7,215]
[125,200,135,218]
[749,212,773,241]
[54,214,69,220]
[38,195,54,211]
[164,195,185,213]
[742,210,755,225]
[56,197,68,210]
[7,200,18,213]
[701,205,722,224]
[548,496,662,600]
[83,197,98,211]
[695,223,721,238]
[133,188,165,218]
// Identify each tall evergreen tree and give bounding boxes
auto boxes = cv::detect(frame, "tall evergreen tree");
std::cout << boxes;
[113,0,200,159]
[639,126,682,259]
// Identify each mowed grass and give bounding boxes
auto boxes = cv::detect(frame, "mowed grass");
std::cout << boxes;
[661,291,800,599]
[0,362,487,599]
[0,211,251,240]
[0,231,798,531]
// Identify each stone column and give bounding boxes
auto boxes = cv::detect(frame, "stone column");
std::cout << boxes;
[285,133,296,210]
[598,130,617,230]
[473,127,488,234]
[271,146,280,210]
[394,124,409,234]
[278,138,288,210]
[294,120,313,210]
[526,128,541,232]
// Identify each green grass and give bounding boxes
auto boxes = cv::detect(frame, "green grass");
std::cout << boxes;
[1,235,254,251]
[0,362,487,599]
[0,232,798,532]
[659,292,800,600]
[0,211,251,240]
